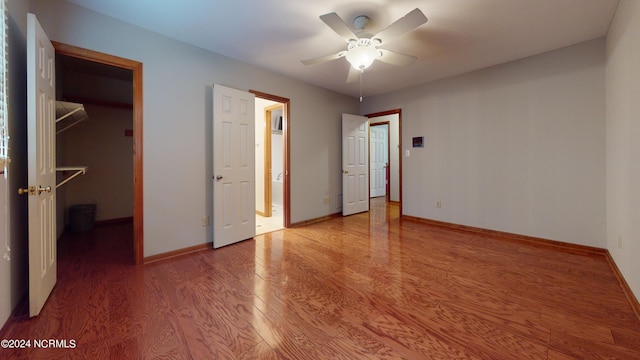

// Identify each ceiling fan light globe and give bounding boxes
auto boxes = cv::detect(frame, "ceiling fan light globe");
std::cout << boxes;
[346,45,380,70]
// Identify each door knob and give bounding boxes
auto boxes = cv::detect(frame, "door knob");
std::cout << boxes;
[18,186,35,195]
[343,170,349,174]
[215,175,223,181]
[18,185,51,195]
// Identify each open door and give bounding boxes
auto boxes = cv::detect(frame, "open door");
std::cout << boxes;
[213,84,256,248]
[24,13,56,317]
[342,113,369,216]
[370,124,388,198]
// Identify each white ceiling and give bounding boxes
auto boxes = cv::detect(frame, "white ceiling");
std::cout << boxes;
[65,0,619,98]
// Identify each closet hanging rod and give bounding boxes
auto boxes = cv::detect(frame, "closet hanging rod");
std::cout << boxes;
[56,166,88,189]
[56,101,88,134]
[56,119,85,135]
[55,105,84,123]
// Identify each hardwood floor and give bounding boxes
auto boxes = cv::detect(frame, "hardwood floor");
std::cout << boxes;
[2,198,639,359]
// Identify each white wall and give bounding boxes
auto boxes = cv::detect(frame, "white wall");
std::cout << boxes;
[28,0,358,256]
[370,114,400,202]
[605,0,640,300]
[271,129,284,182]
[268,108,284,182]
[362,39,606,248]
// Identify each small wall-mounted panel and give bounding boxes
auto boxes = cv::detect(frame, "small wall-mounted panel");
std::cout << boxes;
[412,136,424,148]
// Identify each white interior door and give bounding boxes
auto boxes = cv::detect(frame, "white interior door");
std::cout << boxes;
[26,13,56,317]
[370,124,388,198]
[342,113,369,216]
[213,84,255,248]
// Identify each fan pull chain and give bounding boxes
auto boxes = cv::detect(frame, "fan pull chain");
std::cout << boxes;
[359,70,363,102]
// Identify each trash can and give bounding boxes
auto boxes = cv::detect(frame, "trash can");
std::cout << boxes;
[69,204,96,232]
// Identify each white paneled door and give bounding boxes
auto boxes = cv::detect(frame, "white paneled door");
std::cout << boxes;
[213,84,256,248]
[26,13,57,317]
[370,124,388,198]
[342,113,369,216]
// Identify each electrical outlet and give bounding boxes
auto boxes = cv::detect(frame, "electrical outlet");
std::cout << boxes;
[323,196,331,204]
[202,216,210,226]
[436,201,442,208]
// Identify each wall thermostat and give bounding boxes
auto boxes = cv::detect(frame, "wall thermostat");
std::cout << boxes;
[412,136,424,148]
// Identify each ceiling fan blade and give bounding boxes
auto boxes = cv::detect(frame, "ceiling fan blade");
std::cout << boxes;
[346,66,361,83]
[378,49,417,66]
[373,8,427,45]
[301,51,346,65]
[320,12,358,42]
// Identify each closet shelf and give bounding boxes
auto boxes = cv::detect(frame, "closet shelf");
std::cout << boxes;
[56,166,88,189]
[56,101,88,134]
[56,102,89,187]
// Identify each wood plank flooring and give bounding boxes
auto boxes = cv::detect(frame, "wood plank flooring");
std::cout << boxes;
[1,198,639,359]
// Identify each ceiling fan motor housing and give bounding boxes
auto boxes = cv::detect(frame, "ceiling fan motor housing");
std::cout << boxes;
[353,15,370,32]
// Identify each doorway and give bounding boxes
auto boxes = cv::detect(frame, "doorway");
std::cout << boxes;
[251,90,290,232]
[53,42,143,264]
[367,109,402,213]
[370,123,389,200]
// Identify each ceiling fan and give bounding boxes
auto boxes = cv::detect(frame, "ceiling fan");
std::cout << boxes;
[302,8,428,83]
